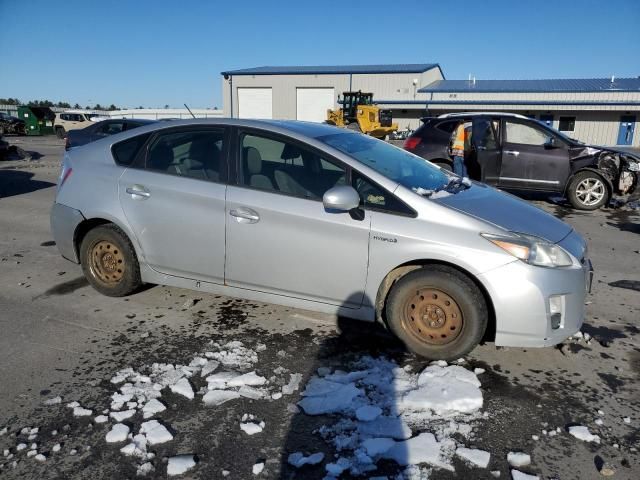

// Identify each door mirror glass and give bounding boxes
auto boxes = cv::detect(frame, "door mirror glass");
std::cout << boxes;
[323,185,360,212]
[544,137,558,149]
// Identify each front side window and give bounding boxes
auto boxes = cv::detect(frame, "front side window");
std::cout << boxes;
[505,121,548,146]
[558,117,576,132]
[146,129,224,182]
[353,172,414,216]
[318,133,449,194]
[240,133,346,199]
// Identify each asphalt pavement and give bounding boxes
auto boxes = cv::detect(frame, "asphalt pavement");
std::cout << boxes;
[0,136,638,479]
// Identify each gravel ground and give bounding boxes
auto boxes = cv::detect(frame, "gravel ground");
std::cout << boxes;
[0,136,638,479]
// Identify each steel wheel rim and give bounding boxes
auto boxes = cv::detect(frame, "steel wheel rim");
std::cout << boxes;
[89,240,125,285]
[402,288,463,345]
[576,178,605,206]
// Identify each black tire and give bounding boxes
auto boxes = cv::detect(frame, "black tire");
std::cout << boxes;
[80,224,141,297]
[567,171,610,210]
[385,266,487,360]
[434,161,453,172]
[55,127,66,139]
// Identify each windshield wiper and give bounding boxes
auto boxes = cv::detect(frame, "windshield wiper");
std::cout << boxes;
[436,176,472,193]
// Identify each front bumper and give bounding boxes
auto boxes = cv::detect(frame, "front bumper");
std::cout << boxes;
[479,258,589,348]
[50,202,85,263]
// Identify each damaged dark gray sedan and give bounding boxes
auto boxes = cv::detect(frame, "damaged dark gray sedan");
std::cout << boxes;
[404,112,639,210]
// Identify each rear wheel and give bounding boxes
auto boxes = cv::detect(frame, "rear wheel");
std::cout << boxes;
[567,171,609,210]
[385,266,487,360]
[80,224,141,297]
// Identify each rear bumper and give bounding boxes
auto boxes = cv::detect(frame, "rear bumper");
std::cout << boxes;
[479,259,589,348]
[50,202,84,263]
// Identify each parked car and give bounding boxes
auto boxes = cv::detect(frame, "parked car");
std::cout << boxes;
[51,119,592,360]
[0,112,26,135]
[65,119,155,150]
[404,112,640,210]
[54,111,100,138]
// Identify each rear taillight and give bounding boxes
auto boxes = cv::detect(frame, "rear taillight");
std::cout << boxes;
[404,136,422,150]
[58,164,73,191]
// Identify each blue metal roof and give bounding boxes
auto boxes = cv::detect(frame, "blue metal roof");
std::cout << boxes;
[418,78,640,93]
[222,64,440,76]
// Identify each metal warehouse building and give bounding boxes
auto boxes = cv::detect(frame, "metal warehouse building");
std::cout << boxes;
[221,64,640,147]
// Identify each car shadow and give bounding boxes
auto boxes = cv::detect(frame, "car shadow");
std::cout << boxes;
[279,292,417,479]
[0,170,55,198]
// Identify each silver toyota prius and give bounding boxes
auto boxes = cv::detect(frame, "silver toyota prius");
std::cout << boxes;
[50,119,593,360]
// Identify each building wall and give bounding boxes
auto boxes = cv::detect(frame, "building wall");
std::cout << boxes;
[221,68,444,120]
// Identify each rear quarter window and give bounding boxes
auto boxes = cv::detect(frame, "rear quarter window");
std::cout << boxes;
[111,133,151,166]
[434,120,460,134]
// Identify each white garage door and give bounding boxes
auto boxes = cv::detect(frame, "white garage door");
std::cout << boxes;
[296,88,335,123]
[238,88,272,119]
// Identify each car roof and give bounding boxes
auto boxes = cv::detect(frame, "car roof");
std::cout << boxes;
[435,112,530,120]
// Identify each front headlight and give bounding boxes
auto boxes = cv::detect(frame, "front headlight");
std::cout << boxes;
[481,233,573,268]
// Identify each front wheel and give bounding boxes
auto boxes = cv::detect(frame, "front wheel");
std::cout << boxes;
[80,224,141,297]
[567,171,610,210]
[55,127,66,139]
[385,266,487,360]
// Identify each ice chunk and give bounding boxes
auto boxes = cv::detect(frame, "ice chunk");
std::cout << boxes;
[298,379,362,415]
[252,461,264,475]
[238,386,266,400]
[362,437,396,456]
[137,462,154,476]
[568,425,600,443]
[106,423,130,443]
[380,432,455,470]
[43,396,62,406]
[287,452,325,467]
[511,470,539,480]
[401,365,482,414]
[142,399,166,418]
[240,421,265,435]
[201,360,219,377]
[355,405,382,422]
[73,406,93,417]
[94,415,109,424]
[34,454,46,462]
[16,443,27,451]
[110,409,136,422]
[167,455,196,476]
[507,452,531,467]
[203,390,241,406]
[66,401,80,408]
[281,373,303,395]
[325,457,351,475]
[0,427,7,436]
[457,447,490,468]
[228,371,267,387]
[140,420,173,445]
[206,371,240,389]
[170,378,194,400]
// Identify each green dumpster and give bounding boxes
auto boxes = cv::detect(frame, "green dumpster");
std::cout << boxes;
[18,106,55,136]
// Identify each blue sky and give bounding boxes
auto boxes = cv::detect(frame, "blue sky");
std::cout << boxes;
[0,0,638,108]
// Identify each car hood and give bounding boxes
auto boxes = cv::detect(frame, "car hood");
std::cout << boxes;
[432,183,572,243]
[569,143,640,162]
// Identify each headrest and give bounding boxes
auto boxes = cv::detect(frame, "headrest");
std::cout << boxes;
[244,147,262,174]
[280,143,302,160]
[149,142,173,170]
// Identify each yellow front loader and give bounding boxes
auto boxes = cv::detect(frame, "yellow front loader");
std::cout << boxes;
[326,91,398,139]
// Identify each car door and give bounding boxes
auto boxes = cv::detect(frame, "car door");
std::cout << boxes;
[471,117,501,184]
[118,126,228,283]
[225,129,370,308]
[499,119,569,191]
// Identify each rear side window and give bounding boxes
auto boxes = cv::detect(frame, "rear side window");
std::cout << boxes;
[434,120,459,134]
[99,122,125,135]
[112,133,151,166]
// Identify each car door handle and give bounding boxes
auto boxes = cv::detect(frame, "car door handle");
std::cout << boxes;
[126,186,151,199]
[230,208,260,223]
[504,150,520,156]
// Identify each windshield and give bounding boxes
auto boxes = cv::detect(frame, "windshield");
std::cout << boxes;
[317,132,455,194]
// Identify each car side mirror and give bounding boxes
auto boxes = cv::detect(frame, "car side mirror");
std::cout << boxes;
[323,185,360,212]
[544,137,558,149]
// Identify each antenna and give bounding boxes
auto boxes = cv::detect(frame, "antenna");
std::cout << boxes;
[184,103,196,119]
[472,76,476,86]
[611,75,615,83]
